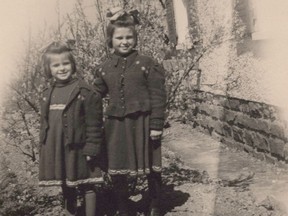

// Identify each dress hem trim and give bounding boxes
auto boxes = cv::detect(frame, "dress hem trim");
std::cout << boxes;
[108,166,162,175]
[39,177,104,187]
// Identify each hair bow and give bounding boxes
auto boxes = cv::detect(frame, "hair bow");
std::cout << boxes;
[39,39,76,53]
[106,7,140,25]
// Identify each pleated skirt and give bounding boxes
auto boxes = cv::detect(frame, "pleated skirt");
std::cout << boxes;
[105,112,162,176]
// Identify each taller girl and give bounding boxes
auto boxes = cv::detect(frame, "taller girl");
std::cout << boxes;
[94,8,166,216]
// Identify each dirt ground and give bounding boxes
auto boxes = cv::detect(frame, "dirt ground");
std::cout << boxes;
[156,123,287,216]
[45,122,288,216]
[95,122,287,216]
[159,150,286,216]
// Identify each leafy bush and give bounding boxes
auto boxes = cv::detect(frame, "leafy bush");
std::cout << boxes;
[0,156,62,216]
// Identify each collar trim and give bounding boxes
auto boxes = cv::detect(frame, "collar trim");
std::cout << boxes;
[111,50,138,67]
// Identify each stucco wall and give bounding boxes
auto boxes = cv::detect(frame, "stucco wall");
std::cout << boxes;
[193,0,288,115]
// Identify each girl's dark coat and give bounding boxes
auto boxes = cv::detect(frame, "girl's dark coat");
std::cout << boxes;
[94,51,166,130]
[39,79,103,156]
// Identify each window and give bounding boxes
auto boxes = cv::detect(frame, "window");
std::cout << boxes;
[166,0,193,49]
[172,0,192,49]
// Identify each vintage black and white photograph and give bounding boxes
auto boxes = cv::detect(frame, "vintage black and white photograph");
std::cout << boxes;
[0,0,288,215]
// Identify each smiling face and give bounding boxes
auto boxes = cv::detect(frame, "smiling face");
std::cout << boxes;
[112,27,136,56]
[49,52,73,81]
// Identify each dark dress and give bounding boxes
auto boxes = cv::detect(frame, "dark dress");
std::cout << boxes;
[39,79,104,187]
[94,51,166,176]
[105,113,162,176]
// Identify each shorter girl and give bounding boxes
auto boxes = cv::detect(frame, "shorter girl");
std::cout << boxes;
[38,41,104,216]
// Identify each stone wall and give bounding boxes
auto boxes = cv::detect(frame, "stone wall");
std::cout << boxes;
[186,90,288,165]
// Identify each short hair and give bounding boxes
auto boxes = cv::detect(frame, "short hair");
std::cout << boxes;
[41,41,76,78]
[106,20,138,49]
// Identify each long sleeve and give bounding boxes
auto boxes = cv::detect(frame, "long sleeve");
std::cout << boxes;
[147,61,167,130]
[94,67,108,98]
[39,88,52,145]
[82,91,103,156]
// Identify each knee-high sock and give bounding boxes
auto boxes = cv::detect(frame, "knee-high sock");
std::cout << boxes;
[85,189,97,216]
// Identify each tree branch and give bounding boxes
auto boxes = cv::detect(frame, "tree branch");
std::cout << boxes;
[166,48,206,109]
[158,0,166,9]
[94,0,109,56]
[10,85,40,115]
[16,102,37,162]
[3,139,36,162]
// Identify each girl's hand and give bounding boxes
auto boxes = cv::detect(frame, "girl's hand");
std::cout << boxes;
[86,156,93,161]
[150,130,163,140]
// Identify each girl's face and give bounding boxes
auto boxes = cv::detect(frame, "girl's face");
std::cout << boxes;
[112,27,136,56]
[49,52,73,81]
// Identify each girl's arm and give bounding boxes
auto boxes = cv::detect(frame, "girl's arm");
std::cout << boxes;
[94,67,108,97]
[147,60,167,131]
[82,90,103,157]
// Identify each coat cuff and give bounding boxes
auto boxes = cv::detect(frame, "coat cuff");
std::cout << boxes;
[82,143,101,156]
[150,118,164,130]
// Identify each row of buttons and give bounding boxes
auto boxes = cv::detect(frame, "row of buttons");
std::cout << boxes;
[120,58,127,109]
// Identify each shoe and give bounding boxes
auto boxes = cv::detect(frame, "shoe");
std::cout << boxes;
[148,208,161,216]
[114,211,129,216]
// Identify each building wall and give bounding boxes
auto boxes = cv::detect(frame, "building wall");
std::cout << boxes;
[164,0,288,165]
[168,0,288,107]
[186,90,288,166]
[196,0,288,108]
[163,55,288,164]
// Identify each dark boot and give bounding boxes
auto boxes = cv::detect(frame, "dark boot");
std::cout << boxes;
[148,207,161,216]
[147,172,162,216]
[112,175,130,216]
[62,185,77,216]
[115,212,129,216]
